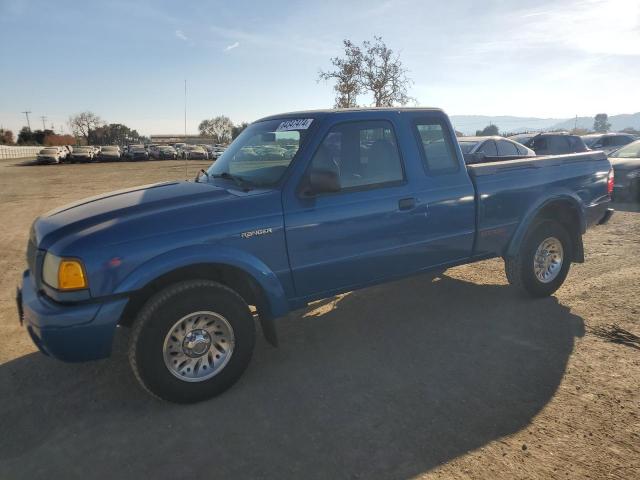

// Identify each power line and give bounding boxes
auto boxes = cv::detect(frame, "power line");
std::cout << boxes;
[21,110,32,131]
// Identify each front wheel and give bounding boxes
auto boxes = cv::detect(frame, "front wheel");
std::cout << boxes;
[505,220,572,297]
[129,280,256,403]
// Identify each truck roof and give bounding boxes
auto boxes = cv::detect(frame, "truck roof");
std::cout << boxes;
[257,107,444,122]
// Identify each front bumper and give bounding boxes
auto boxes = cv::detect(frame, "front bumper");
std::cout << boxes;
[17,270,128,362]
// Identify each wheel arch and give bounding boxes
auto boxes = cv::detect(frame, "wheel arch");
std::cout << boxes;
[505,195,585,263]
[115,246,288,346]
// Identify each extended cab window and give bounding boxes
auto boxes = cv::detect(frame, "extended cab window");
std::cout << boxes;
[310,121,403,190]
[415,121,458,173]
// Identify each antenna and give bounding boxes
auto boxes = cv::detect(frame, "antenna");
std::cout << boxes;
[40,115,47,130]
[184,79,188,180]
[22,110,32,130]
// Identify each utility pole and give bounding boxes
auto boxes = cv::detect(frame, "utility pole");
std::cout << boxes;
[40,115,47,130]
[22,110,32,131]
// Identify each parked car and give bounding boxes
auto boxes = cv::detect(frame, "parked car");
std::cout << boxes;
[211,146,226,160]
[608,139,640,202]
[126,145,149,161]
[68,146,96,163]
[182,145,208,160]
[147,145,161,159]
[36,147,63,164]
[17,108,614,403]
[97,146,122,162]
[173,143,187,157]
[509,132,589,156]
[507,133,536,146]
[157,146,178,160]
[458,136,535,163]
[581,133,636,155]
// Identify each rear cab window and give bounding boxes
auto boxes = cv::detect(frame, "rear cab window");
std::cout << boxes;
[414,119,459,174]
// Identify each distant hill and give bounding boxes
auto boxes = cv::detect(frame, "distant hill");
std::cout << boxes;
[450,113,640,135]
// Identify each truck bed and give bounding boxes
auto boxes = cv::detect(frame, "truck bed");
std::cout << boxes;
[466,151,611,257]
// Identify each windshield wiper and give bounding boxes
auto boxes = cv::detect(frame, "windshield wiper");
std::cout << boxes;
[212,172,253,191]
[195,169,209,183]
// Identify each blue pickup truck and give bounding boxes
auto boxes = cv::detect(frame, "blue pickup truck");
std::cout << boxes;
[17,108,614,403]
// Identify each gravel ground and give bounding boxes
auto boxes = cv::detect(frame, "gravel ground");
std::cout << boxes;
[0,158,638,480]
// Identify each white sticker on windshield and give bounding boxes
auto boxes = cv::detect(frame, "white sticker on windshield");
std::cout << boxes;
[276,118,313,131]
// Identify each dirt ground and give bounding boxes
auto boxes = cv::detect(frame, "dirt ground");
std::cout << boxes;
[0,158,638,480]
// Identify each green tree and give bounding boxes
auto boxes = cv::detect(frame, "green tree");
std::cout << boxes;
[68,111,104,144]
[318,40,363,108]
[0,129,14,145]
[361,36,413,107]
[593,113,611,133]
[232,122,249,139]
[475,124,500,136]
[319,36,414,108]
[199,116,233,144]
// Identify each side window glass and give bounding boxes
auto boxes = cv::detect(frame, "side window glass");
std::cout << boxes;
[533,137,547,152]
[478,140,498,156]
[497,140,518,156]
[310,121,404,191]
[415,120,459,173]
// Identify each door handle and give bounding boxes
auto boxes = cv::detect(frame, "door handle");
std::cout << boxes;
[398,197,416,211]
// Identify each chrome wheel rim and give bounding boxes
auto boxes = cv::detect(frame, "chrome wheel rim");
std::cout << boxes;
[163,311,235,382]
[533,237,564,283]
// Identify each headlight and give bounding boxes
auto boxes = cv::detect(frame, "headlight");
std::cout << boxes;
[42,253,88,290]
[627,170,640,179]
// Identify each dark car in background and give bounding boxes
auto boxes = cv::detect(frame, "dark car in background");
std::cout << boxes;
[97,146,122,162]
[126,145,149,161]
[458,136,535,163]
[581,133,636,155]
[608,140,640,202]
[510,132,589,156]
[69,146,96,163]
[157,146,178,159]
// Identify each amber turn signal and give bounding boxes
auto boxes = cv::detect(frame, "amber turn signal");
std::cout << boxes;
[58,259,87,290]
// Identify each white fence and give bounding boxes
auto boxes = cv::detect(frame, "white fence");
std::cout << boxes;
[0,146,42,160]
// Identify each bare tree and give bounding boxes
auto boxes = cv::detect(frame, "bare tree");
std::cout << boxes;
[318,40,363,108]
[361,36,413,107]
[68,111,104,144]
[199,116,234,144]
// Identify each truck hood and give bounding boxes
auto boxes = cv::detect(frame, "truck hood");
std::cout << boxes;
[33,180,248,249]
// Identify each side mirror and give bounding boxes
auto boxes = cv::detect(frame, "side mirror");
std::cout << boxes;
[305,169,340,196]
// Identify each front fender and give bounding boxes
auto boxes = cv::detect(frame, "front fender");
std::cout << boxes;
[505,192,586,258]
[113,244,290,318]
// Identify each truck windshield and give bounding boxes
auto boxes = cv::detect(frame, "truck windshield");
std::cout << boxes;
[207,118,309,187]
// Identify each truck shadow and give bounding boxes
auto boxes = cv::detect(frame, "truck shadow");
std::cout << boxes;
[0,272,584,480]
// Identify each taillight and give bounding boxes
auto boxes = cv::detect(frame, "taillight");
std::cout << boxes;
[607,168,614,196]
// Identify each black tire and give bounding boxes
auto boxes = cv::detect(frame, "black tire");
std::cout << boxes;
[505,220,572,298]
[129,280,256,403]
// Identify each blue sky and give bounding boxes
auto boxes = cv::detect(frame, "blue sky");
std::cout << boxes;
[1,0,638,135]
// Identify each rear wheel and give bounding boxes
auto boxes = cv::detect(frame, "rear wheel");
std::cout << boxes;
[129,280,256,403]
[505,220,572,297]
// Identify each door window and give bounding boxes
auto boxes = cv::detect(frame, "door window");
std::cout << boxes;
[309,121,404,190]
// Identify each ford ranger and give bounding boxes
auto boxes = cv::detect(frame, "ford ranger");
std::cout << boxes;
[16,108,614,403]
